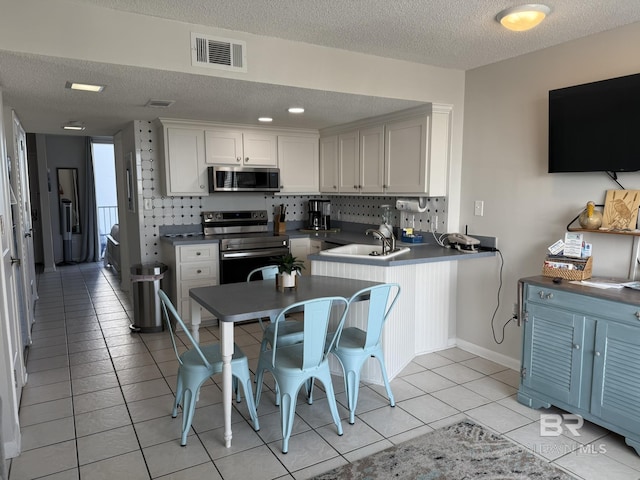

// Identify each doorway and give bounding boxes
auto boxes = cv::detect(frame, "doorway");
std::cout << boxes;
[91,140,118,260]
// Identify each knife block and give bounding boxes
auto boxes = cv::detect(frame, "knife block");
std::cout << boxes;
[274,219,286,234]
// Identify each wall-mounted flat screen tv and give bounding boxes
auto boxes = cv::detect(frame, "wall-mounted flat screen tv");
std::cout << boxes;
[548,72,640,173]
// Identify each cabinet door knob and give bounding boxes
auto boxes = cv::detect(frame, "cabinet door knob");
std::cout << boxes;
[635,311,640,319]
[245,157,249,162]
[197,269,202,274]
[546,293,554,299]
[573,344,580,350]
[236,157,241,162]
[595,351,601,356]
[200,185,205,189]
[538,291,545,298]
[333,185,337,189]
[196,252,201,256]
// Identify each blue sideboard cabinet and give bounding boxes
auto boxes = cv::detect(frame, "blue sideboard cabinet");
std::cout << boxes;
[517,276,640,455]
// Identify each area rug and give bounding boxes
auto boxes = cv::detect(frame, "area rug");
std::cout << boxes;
[312,420,575,479]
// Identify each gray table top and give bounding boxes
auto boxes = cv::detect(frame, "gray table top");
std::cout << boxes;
[189,275,381,322]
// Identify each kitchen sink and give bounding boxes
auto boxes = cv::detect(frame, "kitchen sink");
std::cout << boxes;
[319,243,410,260]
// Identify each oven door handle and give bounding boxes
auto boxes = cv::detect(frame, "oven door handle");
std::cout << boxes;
[220,248,289,260]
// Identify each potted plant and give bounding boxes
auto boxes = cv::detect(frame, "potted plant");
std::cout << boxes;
[276,253,305,288]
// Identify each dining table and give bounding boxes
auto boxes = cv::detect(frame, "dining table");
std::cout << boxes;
[189,274,382,447]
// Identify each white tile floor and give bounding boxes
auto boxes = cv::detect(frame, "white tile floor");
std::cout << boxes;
[7,263,640,479]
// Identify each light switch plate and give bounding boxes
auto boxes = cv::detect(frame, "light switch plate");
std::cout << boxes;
[474,200,484,216]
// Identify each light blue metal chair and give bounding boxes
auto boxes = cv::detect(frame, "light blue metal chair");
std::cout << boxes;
[255,296,349,453]
[329,283,401,424]
[158,289,260,446]
[247,266,304,353]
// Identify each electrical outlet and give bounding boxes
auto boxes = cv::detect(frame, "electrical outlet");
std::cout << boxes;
[474,200,484,216]
[144,198,153,211]
[513,303,519,317]
[430,215,438,232]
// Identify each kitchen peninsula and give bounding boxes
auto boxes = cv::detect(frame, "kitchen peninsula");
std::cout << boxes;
[308,236,495,383]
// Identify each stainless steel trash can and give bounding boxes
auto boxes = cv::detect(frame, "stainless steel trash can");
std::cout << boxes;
[130,262,168,333]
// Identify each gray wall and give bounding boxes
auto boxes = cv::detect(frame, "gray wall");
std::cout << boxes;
[36,135,86,264]
[456,22,640,366]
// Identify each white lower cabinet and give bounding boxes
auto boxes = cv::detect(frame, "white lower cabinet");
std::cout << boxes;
[289,238,322,275]
[162,243,219,322]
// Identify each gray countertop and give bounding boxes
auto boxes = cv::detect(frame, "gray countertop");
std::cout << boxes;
[160,227,496,266]
[520,275,640,307]
[309,243,495,266]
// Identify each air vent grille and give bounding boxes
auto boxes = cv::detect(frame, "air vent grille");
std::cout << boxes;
[191,33,247,72]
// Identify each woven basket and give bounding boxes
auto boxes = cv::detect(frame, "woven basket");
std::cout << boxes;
[542,256,593,280]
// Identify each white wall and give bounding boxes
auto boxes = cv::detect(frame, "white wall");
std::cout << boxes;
[457,22,640,364]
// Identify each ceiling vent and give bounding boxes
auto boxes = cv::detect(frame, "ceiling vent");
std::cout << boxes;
[145,99,175,108]
[191,33,247,73]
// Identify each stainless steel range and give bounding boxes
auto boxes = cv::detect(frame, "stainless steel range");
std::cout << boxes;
[202,210,289,284]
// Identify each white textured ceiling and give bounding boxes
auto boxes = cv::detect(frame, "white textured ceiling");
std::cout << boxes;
[2,0,640,136]
[72,0,640,70]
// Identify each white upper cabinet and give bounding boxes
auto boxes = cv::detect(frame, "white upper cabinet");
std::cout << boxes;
[360,124,385,193]
[160,123,208,196]
[319,135,339,193]
[203,129,242,164]
[384,115,428,193]
[318,104,451,196]
[428,105,452,197]
[243,132,278,166]
[338,130,360,193]
[277,134,319,193]
[159,119,320,196]
[205,129,277,166]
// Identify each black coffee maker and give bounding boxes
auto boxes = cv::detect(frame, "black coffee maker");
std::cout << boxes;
[307,199,330,230]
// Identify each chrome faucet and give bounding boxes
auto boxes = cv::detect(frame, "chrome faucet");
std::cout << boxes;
[365,229,396,255]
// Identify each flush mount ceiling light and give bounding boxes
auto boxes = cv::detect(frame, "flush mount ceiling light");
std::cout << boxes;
[62,122,85,131]
[65,81,105,93]
[287,107,305,114]
[496,4,551,32]
[258,117,273,122]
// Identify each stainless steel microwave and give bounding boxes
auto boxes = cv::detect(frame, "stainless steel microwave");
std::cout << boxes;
[208,166,281,193]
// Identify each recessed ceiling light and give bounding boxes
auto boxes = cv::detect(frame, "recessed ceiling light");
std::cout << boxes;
[65,81,105,93]
[496,4,550,32]
[258,117,273,122]
[288,107,305,114]
[62,122,85,131]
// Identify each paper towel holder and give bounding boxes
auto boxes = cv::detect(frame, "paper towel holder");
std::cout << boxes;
[395,197,428,213]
